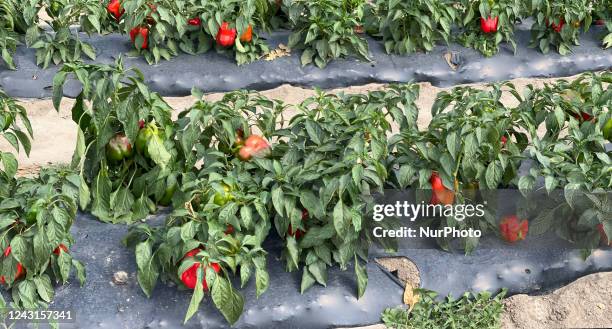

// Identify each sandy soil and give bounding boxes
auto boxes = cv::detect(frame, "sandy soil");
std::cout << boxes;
[342,271,612,329]
[376,257,421,288]
[501,271,612,329]
[0,75,576,171]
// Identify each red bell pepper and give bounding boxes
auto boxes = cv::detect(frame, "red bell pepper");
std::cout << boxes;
[130,27,149,50]
[499,215,529,243]
[480,16,499,34]
[188,17,201,26]
[216,22,237,47]
[106,0,124,22]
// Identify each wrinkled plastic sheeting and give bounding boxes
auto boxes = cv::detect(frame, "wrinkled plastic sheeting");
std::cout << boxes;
[3,213,402,329]
[371,234,612,300]
[0,22,611,99]
[2,211,611,329]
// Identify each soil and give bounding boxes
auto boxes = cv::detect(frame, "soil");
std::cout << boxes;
[501,271,612,329]
[342,271,612,329]
[375,257,421,288]
[0,75,577,173]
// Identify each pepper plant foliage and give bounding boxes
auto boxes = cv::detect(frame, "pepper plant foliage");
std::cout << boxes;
[269,85,419,295]
[0,0,36,69]
[0,168,86,313]
[516,73,612,249]
[52,58,176,223]
[0,88,33,187]
[125,90,282,324]
[526,0,593,55]
[286,0,370,68]
[368,0,457,55]
[391,83,532,252]
[119,0,271,65]
[458,0,522,57]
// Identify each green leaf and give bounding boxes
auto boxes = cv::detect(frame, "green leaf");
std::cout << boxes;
[300,269,316,293]
[147,134,171,168]
[299,224,335,248]
[135,241,152,271]
[211,276,244,325]
[184,266,205,323]
[57,251,72,283]
[354,256,368,298]
[299,190,323,219]
[308,261,327,286]
[34,275,54,303]
[1,152,17,178]
[485,162,501,189]
[333,200,347,236]
[271,186,284,216]
[253,257,269,298]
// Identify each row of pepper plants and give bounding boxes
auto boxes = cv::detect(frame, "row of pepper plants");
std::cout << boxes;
[0,0,611,70]
[5,60,595,324]
[0,88,85,327]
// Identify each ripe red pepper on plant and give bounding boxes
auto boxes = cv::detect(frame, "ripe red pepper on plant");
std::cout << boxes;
[237,135,271,161]
[0,246,25,284]
[130,27,149,50]
[548,18,565,33]
[501,135,508,146]
[499,215,529,243]
[106,0,124,22]
[429,172,455,205]
[216,22,237,47]
[188,17,201,26]
[53,244,69,255]
[480,16,499,34]
[571,112,593,122]
[180,249,221,290]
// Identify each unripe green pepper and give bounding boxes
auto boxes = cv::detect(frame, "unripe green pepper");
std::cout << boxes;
[159,174,178,206]
[603,118,612,142]
[213,184,234,206]
[26,199,46,225]
[136,123,159,158]
[106,133,133,163]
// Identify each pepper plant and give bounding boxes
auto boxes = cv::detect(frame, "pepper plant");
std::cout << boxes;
[458,0,522,57]
[517,72,611,250]
[516,72,610,143]
[593,0,612,48]
[368,0,457,55]
[125,89,281,324]
[0,0,37,69]
[526,0,593,55]
[393,83,532,252]
[0,167,86,320]
[267,85,417,296]
[52,58,177,223]
[286,0,370,68]
[27,0,100,68]
[0,88,33,188]
[119,0,270,65]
